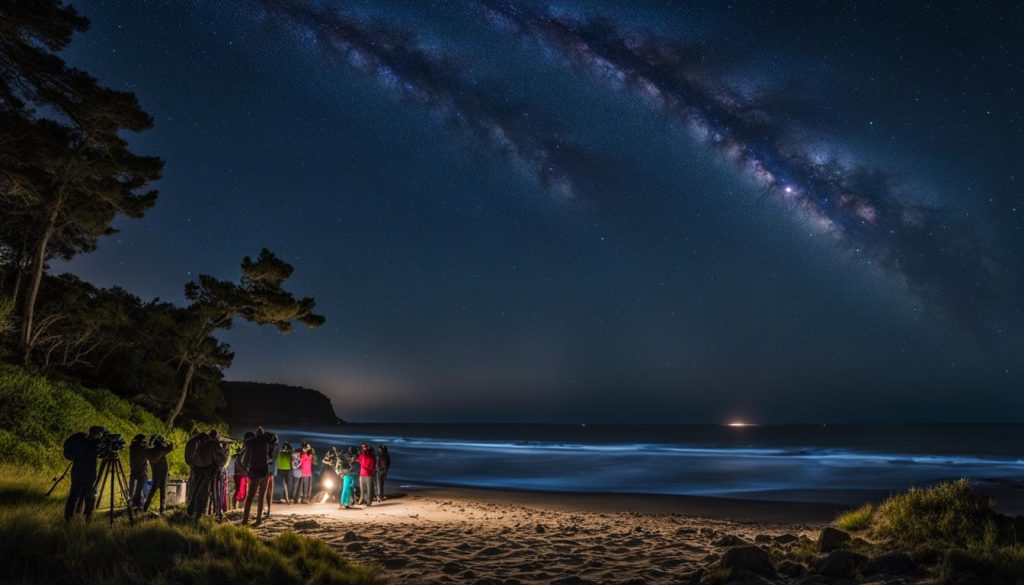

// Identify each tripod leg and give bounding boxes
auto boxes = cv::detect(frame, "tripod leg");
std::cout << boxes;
[94,461,109,517]
[46,462,73,497]
[108,461,116,524]
[114,459,135,526]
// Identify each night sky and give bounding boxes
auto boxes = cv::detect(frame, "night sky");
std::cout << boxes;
[61,1,1022,422]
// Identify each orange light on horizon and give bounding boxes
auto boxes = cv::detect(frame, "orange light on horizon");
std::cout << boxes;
[726,421,752,427]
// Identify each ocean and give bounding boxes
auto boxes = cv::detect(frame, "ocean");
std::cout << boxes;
[268,423,1024,505]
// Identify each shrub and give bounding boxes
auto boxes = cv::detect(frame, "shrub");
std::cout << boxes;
[836,503,874,532]
[873,479,1003,551]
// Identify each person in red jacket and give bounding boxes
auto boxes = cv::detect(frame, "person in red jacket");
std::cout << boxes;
[357,443,376,506]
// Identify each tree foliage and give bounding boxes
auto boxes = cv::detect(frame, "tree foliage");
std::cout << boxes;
[167,249,325,427]
[0,0,162,362]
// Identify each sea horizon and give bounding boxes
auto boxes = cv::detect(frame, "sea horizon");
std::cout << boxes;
[266,422,1024,508]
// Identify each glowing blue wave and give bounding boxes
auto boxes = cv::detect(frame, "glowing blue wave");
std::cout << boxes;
[276,428,1023,502]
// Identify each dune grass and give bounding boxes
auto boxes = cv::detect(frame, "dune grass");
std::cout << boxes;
[825,480,1024,584]
[0,468,381,585]
[835,503,874,532]
[873,479,1013,550]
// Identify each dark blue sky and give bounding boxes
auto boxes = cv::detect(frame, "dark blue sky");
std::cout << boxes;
[62,0,1022,422]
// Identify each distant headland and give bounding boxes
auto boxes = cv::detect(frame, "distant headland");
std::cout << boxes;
[221,381,345,426]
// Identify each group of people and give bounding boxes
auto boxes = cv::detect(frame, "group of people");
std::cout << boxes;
[62,424,393,526]
[273,441,319,504]
[338,443,390,509]
[127,433,175,514]
[184,426,281,526]
[62,427,176,521]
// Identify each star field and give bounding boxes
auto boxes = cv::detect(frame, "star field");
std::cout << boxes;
[60,0,1024,422]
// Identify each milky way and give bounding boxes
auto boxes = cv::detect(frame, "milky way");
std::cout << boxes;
[472,0,997,334]
[252,0,588,203]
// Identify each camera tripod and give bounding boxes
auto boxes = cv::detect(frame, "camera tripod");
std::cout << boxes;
[94,454,136,525]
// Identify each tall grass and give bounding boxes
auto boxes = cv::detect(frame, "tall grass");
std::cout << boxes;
[0,481,381,584]
[835,503,874,532]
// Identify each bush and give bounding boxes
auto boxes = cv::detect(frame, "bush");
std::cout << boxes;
[835,503,874,532]
[873,479,1003,551]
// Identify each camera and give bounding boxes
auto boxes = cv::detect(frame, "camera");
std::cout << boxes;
[97,432,126,458]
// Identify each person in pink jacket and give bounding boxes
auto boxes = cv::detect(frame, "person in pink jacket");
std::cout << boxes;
[298,447,314,503]
[357,443,377,506]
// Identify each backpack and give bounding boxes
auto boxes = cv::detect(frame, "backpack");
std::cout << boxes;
[246,435,270,476]
[209,440,229,469]
[192,437,214,468]
[63,432,87,460]
[184,434,205,466]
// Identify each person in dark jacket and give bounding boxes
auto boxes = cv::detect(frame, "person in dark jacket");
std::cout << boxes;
[185,430,210,516]
[127,434,149,509]
[63,426,104,521]
[184,430,207,516]
[189,429,229,519]
[143,435,174,514]
[241,427,273,526]
[375,445,390,502]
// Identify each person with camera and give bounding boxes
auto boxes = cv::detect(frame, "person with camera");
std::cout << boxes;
[62,425,105,521]
[143,435,174,515]
[185,429,229,518]
[184,430,206,515]
[127,434,149,509]
[241,427,274,526]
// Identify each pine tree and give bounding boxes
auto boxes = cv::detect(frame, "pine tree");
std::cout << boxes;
[167,249,325,427]
[0,1,163,362]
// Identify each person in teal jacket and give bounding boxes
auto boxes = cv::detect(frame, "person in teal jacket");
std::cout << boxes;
[339,455,359,509]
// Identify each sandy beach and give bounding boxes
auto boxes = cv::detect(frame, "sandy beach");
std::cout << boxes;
[250,486,839,584]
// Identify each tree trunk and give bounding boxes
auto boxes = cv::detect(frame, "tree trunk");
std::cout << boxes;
[166,361,196,429]
[11,266,22,306]
[20,205,59,364]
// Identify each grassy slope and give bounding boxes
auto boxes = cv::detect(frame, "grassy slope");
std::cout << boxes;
[0,365,380,584]
[0,364,193,476]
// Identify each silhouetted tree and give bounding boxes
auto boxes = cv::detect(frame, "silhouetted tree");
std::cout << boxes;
[0,1,162,362]
[166,249,325,427]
